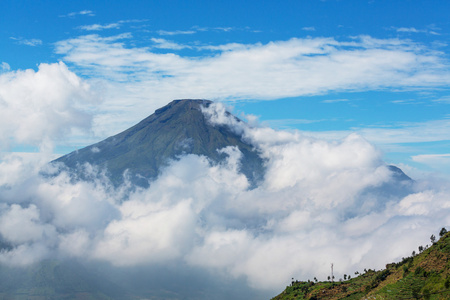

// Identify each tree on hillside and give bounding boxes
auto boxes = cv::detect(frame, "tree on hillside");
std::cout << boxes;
[430,234,436,244]
[439,227,447,237]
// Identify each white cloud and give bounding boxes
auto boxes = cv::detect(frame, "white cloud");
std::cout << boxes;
[412,153,450,171]
[157,30,196,36]
[78,22,121,31]
[0,62,96,149]
[51,34,450,141]
[396,27,425,33]
[322,98,349,103]
[10,37,43,46]
[55,34,450,100]
[301,119,450,146]
[393,26,440,36]
[77,19,148,31]
[302,26,316,31]
[433,95,450,103]
[61,10,95,18]
[151,38,191,50]
[0,62,10,72]
[0,204,56,245]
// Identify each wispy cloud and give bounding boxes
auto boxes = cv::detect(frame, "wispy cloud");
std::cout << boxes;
[150,38,191,50]
[265,118,326,129]
[412,153,450,171]
[1,62,10,72]
[433,95,450,103]
[392,26,440,36]
[52,34,450,137]
[56,34,450,95]
[301,119,450,156]
[322,98,349,103]
[60,10,95,18]
[157,30,196,36]
[199,42,257,52]
[78,22,121,31]
[396,27,425,33]
[10,37,42,46]
[302,26,316,31]
[78,19,147,31]
[192,25,241,33]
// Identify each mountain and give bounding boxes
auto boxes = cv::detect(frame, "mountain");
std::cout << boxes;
[53,99,265,187]
[272,229,450,300]
[53,99,411,190]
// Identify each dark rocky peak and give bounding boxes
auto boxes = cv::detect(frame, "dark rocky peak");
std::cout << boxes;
[53,99,264,188]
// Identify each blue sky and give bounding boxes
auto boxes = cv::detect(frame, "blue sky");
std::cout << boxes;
[1,0,450,177]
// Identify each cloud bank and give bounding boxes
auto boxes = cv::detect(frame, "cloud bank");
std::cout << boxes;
[0,103,448,297]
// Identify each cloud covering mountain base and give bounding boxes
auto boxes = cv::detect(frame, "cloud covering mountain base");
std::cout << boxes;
[0,103,449,298]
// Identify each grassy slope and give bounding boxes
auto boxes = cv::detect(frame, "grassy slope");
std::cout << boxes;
[272,231,450,300]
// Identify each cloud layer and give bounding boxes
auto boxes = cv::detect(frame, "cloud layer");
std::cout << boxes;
[56,35,450,100]
[50,34,450,143]
[0,103,448,297]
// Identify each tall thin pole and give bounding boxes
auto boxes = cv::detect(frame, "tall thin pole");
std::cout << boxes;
[331,263,334,283]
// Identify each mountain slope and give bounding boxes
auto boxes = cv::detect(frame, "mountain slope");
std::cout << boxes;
[272,230,450,300]
[54,99,264,187]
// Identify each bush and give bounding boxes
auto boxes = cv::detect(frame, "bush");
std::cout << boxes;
[414,266,424,275]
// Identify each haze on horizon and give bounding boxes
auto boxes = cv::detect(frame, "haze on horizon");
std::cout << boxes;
[0,0,450,299]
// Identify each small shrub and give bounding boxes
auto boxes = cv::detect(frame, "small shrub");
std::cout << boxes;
[414,266,423,275]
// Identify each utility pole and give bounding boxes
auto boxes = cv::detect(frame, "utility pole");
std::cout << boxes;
[331,263,334,283]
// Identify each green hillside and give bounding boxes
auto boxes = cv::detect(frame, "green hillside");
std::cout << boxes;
[273,229,450,300]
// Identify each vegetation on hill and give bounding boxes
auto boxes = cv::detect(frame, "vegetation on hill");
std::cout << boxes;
[272,228,450,300]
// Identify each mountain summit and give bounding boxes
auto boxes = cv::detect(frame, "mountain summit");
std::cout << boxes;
[54,99,264,187]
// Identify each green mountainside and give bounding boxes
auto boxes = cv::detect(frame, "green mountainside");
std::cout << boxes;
[272,230,450,300]
[53,99,265,187]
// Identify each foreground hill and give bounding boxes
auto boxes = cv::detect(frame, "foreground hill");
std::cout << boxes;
[273,230,450,300]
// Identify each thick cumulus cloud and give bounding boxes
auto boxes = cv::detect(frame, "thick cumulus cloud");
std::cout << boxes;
[0,103,449,297]
[0,62,95,149]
